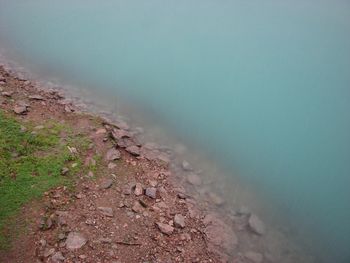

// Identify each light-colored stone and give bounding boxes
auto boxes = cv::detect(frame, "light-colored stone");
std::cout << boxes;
[174,214,186,228]
[182,160,193,171]
[132,201,144,213]
[14,105,27,115]
[208,192,225,206]
[65,232,87,250]
[134,183,143,196]
[98,207,114,217]
[51,251,65,262]
[156,222,174,235]
[248,214,265,235]
[28,94,45,100]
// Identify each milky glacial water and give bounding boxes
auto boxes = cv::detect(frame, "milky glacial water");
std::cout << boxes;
[1,1,350,262]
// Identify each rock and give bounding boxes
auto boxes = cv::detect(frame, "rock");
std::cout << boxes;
[95,128,107,134]
[203,213,238,255]
[64,104,74,113]
[14,105,27,115]
[145,187,157,199]
[245,251,263,263]
[182,160,193,171]
[125,145,141,156]
[208,192,225,206]
[156,222,174,235]
[61,167,69,175]
[133,183,143,196]
[98,207,114,217]
[108,162,117,169]
[34,125,45,130]
[110,128,131,140]
[51,251,65,262]
[1,91,13,97]
[105,148,121,161]
[28,94,45,100]
[174,214,186,228]
[238,205,251,215]
[100,179,113,189]
[132,201,144,213]
[180,233,191,241]
[44,248,55,257]
[248,214,265,235]
[187,173,202,186]
[122,184,132,195]
[65,232,87,250]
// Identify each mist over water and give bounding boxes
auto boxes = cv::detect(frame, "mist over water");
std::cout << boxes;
[1,0,350,262]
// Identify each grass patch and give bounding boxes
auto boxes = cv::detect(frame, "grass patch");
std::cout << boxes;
[0,111,78,250]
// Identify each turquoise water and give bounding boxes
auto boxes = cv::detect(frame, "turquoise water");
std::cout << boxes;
[1,0,350,262]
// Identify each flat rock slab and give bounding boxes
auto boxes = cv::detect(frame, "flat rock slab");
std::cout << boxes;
[66,232,87,250]
[105,148,121,161]
[98,207,114,217]
[125,145,141,156]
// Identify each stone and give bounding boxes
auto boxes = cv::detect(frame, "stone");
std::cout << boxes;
[208,192,225,206]
[156,222,174,235]
[132,201,144,213]
[51,251,65,262]
[248,214,265,235]
[1,91,13,97]
[95,128,107,134]
[65,232,87,250]
[187,173,202,186]
[182,160,193,171]
[44,248,55,257]
[61,167,69,175]
[133,183,143,196]
[98,207,114,217]
[180,233,191,241]
[108,162,117,169]
[105,148,121,161]
[125,145,141,156]
[100,179,113,189]
[245,251,263,263]
[14,105,27,115]
[174,214,186,228]
[145,187,157,199]
[28,94,45,100]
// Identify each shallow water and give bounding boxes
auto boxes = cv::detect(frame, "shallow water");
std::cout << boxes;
[1,0,350,262]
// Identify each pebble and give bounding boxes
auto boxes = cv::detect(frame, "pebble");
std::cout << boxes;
[134,183,143,196]
[156,222,174,235]
[100,179,113,189]
[51,251,65,262]
[145,187,157,199]
[174,214,186,228]
[132,201,144,213]
[105,148,121,161]
[98,207,114,217]
[187,173,202,186]
[248,214,265,235]
[65,232,87,250]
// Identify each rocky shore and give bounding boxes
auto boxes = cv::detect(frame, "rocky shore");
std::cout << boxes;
[0,65,301,263]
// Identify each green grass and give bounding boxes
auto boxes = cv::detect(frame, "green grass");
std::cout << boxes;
[0,111,80,249]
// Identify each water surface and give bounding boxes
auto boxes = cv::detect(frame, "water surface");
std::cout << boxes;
[0,1,350,262]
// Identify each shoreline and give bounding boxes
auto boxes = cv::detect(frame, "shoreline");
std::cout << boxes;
[0,60,314,263]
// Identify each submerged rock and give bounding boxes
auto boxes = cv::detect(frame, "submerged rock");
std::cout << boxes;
[65,232,87,250]
[245,251,263,263]
[187,173,202,186]
[248,214,265,235]
[182,160,193,171]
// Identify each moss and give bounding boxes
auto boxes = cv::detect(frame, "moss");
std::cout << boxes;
[0,111,82,250]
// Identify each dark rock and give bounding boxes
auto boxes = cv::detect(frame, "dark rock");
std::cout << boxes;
[174,214,186,228]
[145,187,157,199]
[156,222,174,235]
[65,232,87,250]
[125,145,141,156]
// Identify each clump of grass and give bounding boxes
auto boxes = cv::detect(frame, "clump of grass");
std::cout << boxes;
[0,111,78,249]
